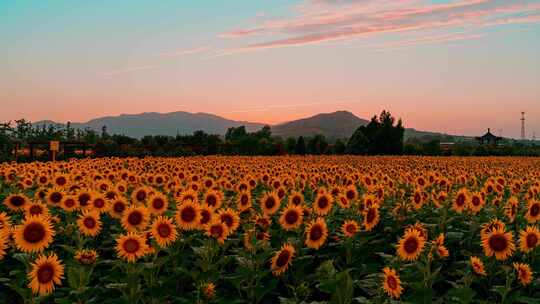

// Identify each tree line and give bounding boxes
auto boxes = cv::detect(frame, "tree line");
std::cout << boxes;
[1,111,539,161]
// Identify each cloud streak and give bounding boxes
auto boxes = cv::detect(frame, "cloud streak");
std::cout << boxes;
[219,0,540,53]
[102,65,158,77]
[157,46,210,57]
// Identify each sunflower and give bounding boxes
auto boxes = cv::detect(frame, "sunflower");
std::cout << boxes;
[198,205,214,227]
[218,208,240,233]
[468,192,485,214]
[519,226,540,253]
[260,191,281,215]
[13,215,55,253]
[382,267,403,299]
[89,192,109,213]
[205,219,229,244]
[46,188,64,206]
[305,218,328,250]
[60,195,78,212]
[133,186,154,205]
[452,189,469,213]
[175,200,201,230]
[513,263,533,286]
[203,190,222,210]
[481,226,515,260]
[121,206,150,232]
[313,193,334,216]
[151,216,178,248]
[243,229,271,250]
[24,202,50,218]
[288,191,304,206]
[271,243,295,276]
[147,192,169,214]
[109,197,129,219]
[0,231,8,260]
[202,282,216,299]
[177,189,199,204]
[279,204,304,231]
[341,220,359,238]
[75,249,99,265]
[4,193,30,211]
[53,174,69,188]
[76,190,93,210]
[504,197,519,223]
[470,256,486,276]
[0,212,11,233]
[115,232,148,262]
[396,228,426,261]
[27,253,64,296]
[236,191,252,212]
[77,210,102,237]
[525,200,540,223]
[363,206,380,232]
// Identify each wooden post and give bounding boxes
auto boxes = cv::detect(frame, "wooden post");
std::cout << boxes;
[50,141,59,162]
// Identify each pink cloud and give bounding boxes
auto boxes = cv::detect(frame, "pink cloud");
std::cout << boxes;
[219,0,540,53]
[102,65,158,77]
[157,46,210,57]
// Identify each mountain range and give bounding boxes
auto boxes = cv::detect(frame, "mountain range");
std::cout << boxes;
[34,110,459,141]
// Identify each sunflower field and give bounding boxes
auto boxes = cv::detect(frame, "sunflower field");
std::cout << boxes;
[0,156,539,303]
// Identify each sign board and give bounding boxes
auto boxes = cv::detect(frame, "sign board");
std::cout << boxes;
[50,141,60,152]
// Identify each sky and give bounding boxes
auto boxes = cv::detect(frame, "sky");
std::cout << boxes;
[1,0,539,138]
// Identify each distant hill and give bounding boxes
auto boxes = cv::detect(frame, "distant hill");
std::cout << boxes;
[33,110,460,141]
[272,111,368,140]
[34,112,265,138]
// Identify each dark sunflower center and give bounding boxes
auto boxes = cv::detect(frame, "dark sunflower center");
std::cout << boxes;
[23,222,46,243]
[200,210,210,224]
[181,207,196,222]
[206,195,217,207]
[265,197,276,209]
[157,223,171,237]
[472,196,480,206]
[526,233,538,248]
[404,237,419,254]
[387,276,398,289]
[128,211,143,225]
[56,177,66,186]
[123,239,140,253]
[318,197,329,209]
[366,209,376,223]
[210,225,223,237]
[94,198,105,208]
[240,195,249,205]
[292,196,301,205]
[239,184,247,191]
[488,234,508,252]
[309,225,323,241]
[79,194,90,206]
[29,205,42,215]
[83,217,96,229]
[414,193,421,204]
[136,191,146,202]
[530,204,540,217]
[346,190,355,200]
[346,225,356,234]
[37,264,54,284]
[221,215,233,227]
[64,199,75,208]
[456,194,465,206]
[152,198,165,210]
[276,251,290,268]
[113,202,126,213]
[285,211,299,224]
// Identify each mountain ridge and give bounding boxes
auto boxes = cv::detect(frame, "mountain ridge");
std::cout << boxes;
[33,110,460,141]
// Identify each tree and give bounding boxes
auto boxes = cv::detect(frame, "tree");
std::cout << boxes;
[346,128,368,155]
[285,137,297,154]
[295,136,306,155]
[333,139,346,154]
[307,135,328,155]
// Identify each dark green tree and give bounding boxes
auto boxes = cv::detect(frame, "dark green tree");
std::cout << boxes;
[295,136,306,155]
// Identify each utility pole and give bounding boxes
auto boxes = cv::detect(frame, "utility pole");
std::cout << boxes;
[521,112,526,140]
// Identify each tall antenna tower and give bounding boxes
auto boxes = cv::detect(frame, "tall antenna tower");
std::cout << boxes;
[521,112,526,140]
